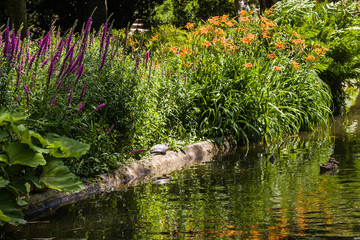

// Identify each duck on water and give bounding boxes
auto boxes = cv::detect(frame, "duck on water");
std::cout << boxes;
[320,157,339,174]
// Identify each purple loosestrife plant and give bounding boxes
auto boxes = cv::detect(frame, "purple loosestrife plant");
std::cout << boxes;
[96,103,105,111]
[145,50,150,68]
[78,103,85,113]
[59,43,76,78]
[51,95,57,106]
[99,30,111,71]
[24,83,30,101]
[123,27,129,55]
[66,91,72,106]
[75,63,84,84]
[99,22,108,56]
[106,124,114,134]
[2,26,9,57]
[80,84,86,100]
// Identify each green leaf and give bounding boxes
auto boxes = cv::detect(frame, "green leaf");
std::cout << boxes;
[9,176,31,198]
[0,188,26,226]
[45,133,90,158]
[0,177,9,188]
[0,209,11,225]
[40,157,84,193]
[4,142,46,167]
[0,130,9,141]
[0,108,25,126]
[0,154,8,164]
[16,126,50,154]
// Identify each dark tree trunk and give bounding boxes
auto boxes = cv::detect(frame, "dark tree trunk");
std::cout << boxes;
[258,0,273,13]
[8,0,27,37]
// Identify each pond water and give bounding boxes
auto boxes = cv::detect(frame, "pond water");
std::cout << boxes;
[4,101,360,239]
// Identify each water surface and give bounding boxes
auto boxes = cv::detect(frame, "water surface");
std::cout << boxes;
[4,102,360,239]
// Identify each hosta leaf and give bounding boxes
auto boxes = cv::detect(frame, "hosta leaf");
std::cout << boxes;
[16,126,50,154]
[0,154,8,164]
[0,177,9,188]
[40,157,84,193]
[0,108,25,126]
[45,133,90,158]
[0,209,11,225]
[4,142,46,167]
[0,188,26,226]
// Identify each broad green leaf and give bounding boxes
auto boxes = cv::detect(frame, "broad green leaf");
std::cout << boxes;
[45,133,90,158]
[16,125,50,154]
[0,130,9,141]
[4,142,46,167]
[0,188,26,226]
[0,177,9,188]
[0,154,8,164]
[0,108,25,126]
[0,209,11,225]
[40,158,84,193]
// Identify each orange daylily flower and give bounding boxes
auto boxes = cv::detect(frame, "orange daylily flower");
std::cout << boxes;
[230,45,239,51]
[186,22,195,29]
[267,53,276,59]
[274,66,282,71]
[291,60,300,70]
[169,47,177,53]
[240,10,247,15]
[265,8,272,15]
[200,26,210,35]
[245,62,253,68]
[151,34,159,41]
[260,16,269,23]
[209,18,220,26]
[215,28,225,35]
[225,21,234,27]
[220,14,229,22]
[204,42,212,48]
[305,54,315,62]
[292,39,305,45]
[240,17,249,22]
[292,30,300,38]
[275,42,285,49]
[242,33,256,44]
[314,46,329,55]
[262,31,270,39]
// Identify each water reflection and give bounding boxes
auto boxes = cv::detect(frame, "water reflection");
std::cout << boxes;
[5,101,360,239]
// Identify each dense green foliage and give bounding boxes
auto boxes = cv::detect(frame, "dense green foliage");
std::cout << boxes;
[153,0,236,26]
[272,0,360,114]
[0,108,88,226]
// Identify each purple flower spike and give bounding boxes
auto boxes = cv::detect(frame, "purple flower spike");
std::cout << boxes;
[24,83,30,100]
[95,103,105,111]
[145,50,150,68]
[78,103,85,113]
[56,80,63,89]
[106,124,114,134]
[51,95,57,106]
[80,84,87,99]
[66,92,72,106]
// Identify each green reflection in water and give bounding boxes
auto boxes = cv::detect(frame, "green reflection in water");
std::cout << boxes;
[5,102,360,239]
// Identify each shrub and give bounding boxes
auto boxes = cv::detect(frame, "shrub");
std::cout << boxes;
[272,0,360,114]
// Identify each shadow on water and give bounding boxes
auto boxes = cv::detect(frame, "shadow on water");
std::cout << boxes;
[4,97,360,239]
